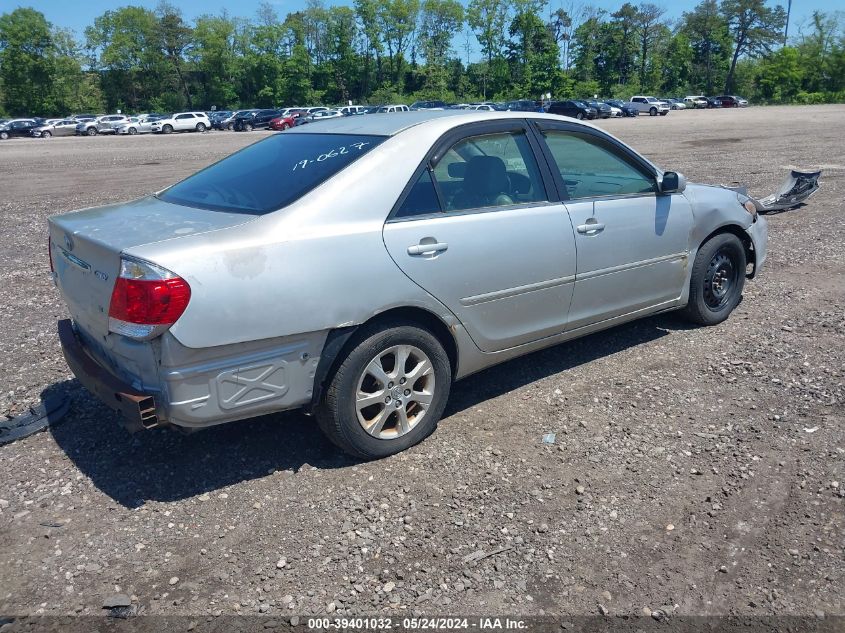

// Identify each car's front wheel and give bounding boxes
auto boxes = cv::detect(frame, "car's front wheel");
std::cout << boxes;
[0,131,7,140]
[316,322,452,459]
[649,107,657,116]
[243,122,253,132]
[162,124,173,134]
[575,112,584,120]
[87,127,97,136]
[41,130,52,138]
[128,127,137,135]
[683,233,747,326]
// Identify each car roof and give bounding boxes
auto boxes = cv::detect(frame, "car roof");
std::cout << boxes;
[284,110,629,141]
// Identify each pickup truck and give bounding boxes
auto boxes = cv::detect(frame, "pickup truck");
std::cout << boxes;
[628,96,670,116]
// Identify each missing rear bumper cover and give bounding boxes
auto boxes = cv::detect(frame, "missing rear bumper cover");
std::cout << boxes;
[58,319,164,432]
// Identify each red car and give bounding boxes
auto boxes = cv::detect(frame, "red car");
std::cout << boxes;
[269,115,297,131]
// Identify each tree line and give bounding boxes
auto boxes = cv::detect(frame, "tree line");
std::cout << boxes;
[1,0,843,117]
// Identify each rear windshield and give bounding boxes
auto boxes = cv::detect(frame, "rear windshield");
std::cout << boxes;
[158,133,386,214]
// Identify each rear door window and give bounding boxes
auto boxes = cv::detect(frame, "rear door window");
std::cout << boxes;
[159,133,386,215]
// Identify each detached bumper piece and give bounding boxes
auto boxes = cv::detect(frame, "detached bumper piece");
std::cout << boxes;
[57,319,161,432]
[758,170,822,213]
[0,396,70,446]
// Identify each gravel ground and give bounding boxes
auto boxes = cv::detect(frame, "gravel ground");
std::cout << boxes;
[0,106,843,621]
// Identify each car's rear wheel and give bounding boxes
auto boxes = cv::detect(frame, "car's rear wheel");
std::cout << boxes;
[42,130,51,138]
[649,107,657,116]
[196,122,206,132]
[87,127,97,136]
[683,233,746,326]
[316,322,452,459]
[163,124,173,134]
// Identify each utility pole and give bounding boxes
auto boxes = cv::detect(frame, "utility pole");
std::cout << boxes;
[784,0,792,44]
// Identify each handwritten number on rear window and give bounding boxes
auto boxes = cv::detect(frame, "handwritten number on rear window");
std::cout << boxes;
[293,142,369,171]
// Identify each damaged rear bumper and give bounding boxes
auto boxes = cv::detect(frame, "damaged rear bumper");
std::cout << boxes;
[58,319,161,432]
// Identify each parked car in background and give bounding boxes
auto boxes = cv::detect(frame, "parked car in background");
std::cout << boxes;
[232,109,281,131]
[604,99,639,117]
[505,99,540,112]
[629,96,670,116]
[683,96,708,109]
[117,116,162,135]
[377,104,410,113]
[546,100,597,120]
[212,110,249,130]
[151,112,212,134]
[306,109,344,122]
[208,111,232,128]
[410,100,447,110]
[50,110,768,459]
[585,100,613,118]
[338,105,366,115]
[706,97,722,108]
[661,98,686,110]
[69,113,101,120]
[269,114,299,130]
[715,95,747,108]
[76,115,129,136]
[31,119,78,137]
[0,119,39,139]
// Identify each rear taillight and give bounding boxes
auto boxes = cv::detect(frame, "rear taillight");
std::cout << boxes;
[108,257,191,340]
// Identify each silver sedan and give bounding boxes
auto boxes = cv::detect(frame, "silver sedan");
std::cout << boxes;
[49,111,768,458]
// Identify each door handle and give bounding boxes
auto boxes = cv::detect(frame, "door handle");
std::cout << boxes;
[407,242,448,256]
[576,221,605,234]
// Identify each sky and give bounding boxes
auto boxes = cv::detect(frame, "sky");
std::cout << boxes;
[14,0,845,58]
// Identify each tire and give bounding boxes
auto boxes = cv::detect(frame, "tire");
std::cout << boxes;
[128,127,137,135]
[87,127,97,136]
[281,123,290,130]
[315,321,452,459]
[196,122,206,132]
[163,124,173,134]
[575,112,584,120]
[243,123,253,132]
[649,107,657,116]
[0,131,8,140]
[41,131,51,138]
[226,123,233,130]
[683,233,747,326]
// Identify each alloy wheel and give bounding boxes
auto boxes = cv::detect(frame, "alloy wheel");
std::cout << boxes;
[355,345,435,440]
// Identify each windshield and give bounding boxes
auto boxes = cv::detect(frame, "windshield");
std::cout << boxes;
[158,133,386,215]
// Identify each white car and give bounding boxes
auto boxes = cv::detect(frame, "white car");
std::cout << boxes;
[377,104,410,113]
[607,105,623,117]
[684,96,708,109]
[337,105,366,115]
[151,112,211,134]
[628,96,670,116]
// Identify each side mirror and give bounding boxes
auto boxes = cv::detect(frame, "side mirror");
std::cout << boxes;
[660,171,686,194]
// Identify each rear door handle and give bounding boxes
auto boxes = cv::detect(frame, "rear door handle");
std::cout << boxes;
[576,222,606,234]
[407,242,448,255]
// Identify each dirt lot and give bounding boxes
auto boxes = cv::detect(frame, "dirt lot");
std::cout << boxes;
[0,106,843,623]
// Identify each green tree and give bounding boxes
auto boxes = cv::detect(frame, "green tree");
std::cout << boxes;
[682,0,732,94]
[720,0,787,93]
[417,0,464,95]
[156,2,194,108]
[0,8,55,115]
[757,45,801,101]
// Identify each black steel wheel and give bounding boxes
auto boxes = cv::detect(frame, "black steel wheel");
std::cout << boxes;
[683,233,746,326]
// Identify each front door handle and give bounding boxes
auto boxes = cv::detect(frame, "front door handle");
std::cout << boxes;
[576,221,606,234]
[408,241,448,256]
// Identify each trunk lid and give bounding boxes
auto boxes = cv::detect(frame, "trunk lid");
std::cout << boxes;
[49,196,255,339]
